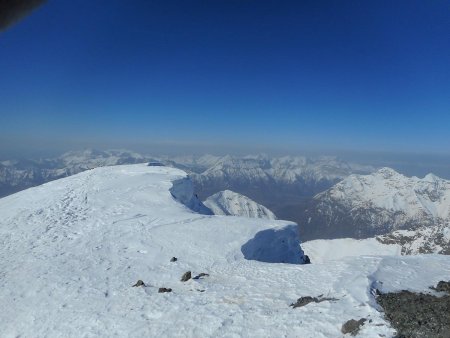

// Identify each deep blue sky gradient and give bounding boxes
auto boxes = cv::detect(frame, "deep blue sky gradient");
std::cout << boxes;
[1,0,450,153]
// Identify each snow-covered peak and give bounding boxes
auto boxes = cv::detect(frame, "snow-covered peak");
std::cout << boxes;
[203,190,277,219]
[423,172,440,182]
[320,167,450,219]
[374,167,402,179]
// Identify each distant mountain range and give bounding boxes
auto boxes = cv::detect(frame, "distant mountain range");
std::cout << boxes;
[0,149,151,197]
[0,149,374,205]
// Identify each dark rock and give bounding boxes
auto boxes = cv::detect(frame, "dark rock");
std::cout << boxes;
[180,271,192,282]
[433,281,450,293]
[158,287,172,293]
[193,273,210,280]
[290,295,338,308]
[341,318,366,336]
[290,296,316,308]
[132,280,145,287]
[148,161,164,167]
[170,257,178,262]
[303,255,311,264]
[376,286,450,338]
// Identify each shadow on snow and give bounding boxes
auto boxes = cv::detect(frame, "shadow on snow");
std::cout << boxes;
[241,225,304,264]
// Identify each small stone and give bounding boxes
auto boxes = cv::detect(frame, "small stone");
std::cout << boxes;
[341,318,367,336]
[158,287,172,293]
[303,255,311,264]
[290,295,338,308]
[170,257,177,262]
[193,272,210,279]
[434,280,450,293]
[181,271,192,282]
[132,280,145,287]
[290,296,316,308]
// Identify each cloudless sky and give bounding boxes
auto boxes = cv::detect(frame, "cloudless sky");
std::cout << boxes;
[1,0,450,154]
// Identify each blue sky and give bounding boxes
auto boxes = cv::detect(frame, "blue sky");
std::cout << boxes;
[1,0,450,154]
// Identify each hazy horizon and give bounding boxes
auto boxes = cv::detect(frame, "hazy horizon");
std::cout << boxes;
[1,139,450,180]
[1,1,450,157]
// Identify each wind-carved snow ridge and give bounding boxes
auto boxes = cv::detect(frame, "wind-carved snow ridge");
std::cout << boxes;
[169,176,213,215]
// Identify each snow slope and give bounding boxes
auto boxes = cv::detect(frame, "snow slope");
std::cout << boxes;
[1,164,449,338]
[204,190,276,219]
[302,224,450,263]
[302,238,402,264]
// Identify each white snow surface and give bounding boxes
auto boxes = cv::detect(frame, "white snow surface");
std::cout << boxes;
[302,238,402,264]
[1,164,450,338]
[204,190,277,219]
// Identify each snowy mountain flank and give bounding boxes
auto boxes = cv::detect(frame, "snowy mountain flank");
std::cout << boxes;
[377,223,450,255]
[1,163,450,337]
[204,190,276,219]
[301,168,450,240]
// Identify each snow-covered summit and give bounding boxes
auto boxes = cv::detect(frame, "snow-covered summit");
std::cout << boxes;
[0,164,308,337]
[204,190,277,219]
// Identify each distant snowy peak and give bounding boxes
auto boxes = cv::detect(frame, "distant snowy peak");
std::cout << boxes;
[323,167,450,219]
[302,167,450,239]
[204,190,276,219]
